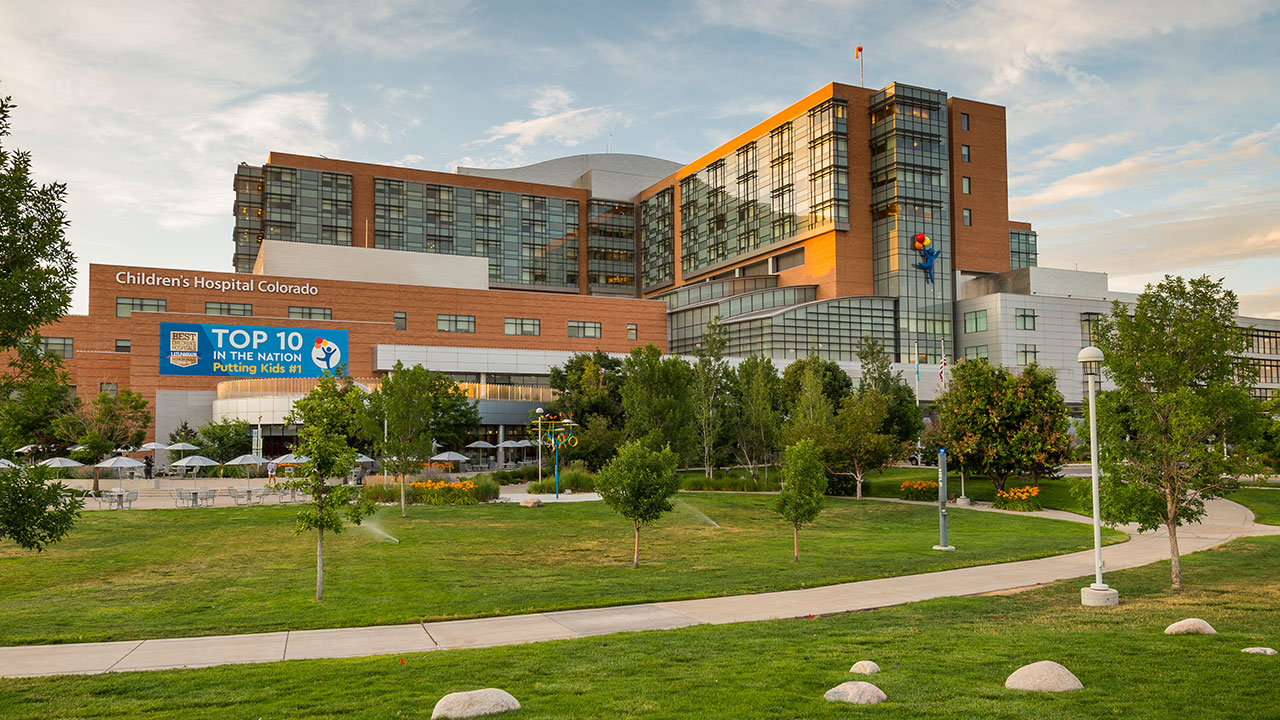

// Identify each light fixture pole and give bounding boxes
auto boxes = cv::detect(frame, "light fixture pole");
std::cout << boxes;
[1078,345,1118,606]
[535,407,544,487]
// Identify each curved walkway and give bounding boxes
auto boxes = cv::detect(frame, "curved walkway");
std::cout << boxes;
[3,498,1275,678]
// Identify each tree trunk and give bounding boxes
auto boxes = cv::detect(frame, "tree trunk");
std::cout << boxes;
[399,473,406,518]
[92,467,100,493]
[316,527,325,601]
[793,526,799,563]
[1167,520,1182,591]
[855,468,864,500]
[632,524,640,568]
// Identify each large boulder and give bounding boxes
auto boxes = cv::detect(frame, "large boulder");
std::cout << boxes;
[849,660,881,675]
[1164,618,1217,635]
[519,497,542,508]
[1004,661,1083,692]
[431,688,521,719]
[1242,647,1277,655]
[824,681,887,704]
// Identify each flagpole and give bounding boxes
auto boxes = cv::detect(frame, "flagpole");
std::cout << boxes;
[914,339,920,406]
[856,45,864,87]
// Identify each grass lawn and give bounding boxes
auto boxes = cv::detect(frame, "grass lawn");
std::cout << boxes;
[0,494,1123,646]
[2,538,1275,719]
[1230,488,1280,525]
[859,466,1089,514]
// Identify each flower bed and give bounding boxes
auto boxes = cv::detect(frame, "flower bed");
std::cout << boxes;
[993,484,1042,511]
[900,480,938,501]
[359,477,499,505]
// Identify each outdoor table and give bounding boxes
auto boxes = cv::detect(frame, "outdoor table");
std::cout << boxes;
[102,489,126,510]
[197,488,217,507]
[176,488,202,507]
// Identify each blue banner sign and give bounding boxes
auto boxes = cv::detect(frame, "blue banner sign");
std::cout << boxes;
[159,322,349,378]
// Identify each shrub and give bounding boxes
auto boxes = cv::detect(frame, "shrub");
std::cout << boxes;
[900,480,938,501]
[361,478,497,505]
[527,469,596,494]
[492,469,517,484]
[516,465,540,482]
[471,476,500,502]
[993,484,1042,511]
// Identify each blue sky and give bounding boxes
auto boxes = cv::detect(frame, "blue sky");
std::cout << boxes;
[2,0,1278,317]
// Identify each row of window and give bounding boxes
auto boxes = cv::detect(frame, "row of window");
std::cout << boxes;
[963,309,1037,333]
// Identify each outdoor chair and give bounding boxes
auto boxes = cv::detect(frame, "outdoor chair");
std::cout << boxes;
[169,489,189,507]
[124,490,138,509]
[228,487,247,506]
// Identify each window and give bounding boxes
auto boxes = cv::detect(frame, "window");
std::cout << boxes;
[288,306,332,320]
[965,345,988,360]
[568,321,602,339]
[437,314,475,333]
[205,302,252,316]
[961,177,971,194]
[116,297,166,318]
[99,382,119,397]
[964,310,987,333]
[963,208,972,226]
[774,247,805,272]
[40,336,73,359]
[115,339,131,353]
[394,311,406,331]
[627,324,638,341]
[1016,344,1038,365]
[504,318,540,336]
[960,113,970,130]
[960,145,971,162]
[1016,308,1037,331]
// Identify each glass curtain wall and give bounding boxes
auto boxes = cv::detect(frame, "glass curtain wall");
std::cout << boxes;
[587,200,637,294]
[640,188,675,292]
[234,165,354,273]
[868,84,952,362]
[1010,228,1039,269]
[372,179,579,291]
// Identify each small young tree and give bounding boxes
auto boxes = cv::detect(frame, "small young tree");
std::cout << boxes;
[830,389,901,499]
[775,438,827,562]
[285,371,376,601]
[691,317,730,478]
[1092,275,1263,591]
[371,361,480,517]
[594,441,679,568]
[168,420,199,446]
[0,464,83,551]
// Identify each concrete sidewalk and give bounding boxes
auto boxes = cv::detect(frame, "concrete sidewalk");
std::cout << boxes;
[3,498,1275,678]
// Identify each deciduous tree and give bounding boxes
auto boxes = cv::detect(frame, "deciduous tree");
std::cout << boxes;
[776,438,826,562]
[621,344,695,462]
[54,388,152,492]
[730,354,781,485]
[369,361,480,516]
[1092,275,1263,590]
[829,389,901,499]
[285,371,376,600]
[594,441,679,568]
[548,350,625,468]
[0,337,74,459]
[691,317,730,478]
[0,464,82,551]
[780,354,851,412]
[0,92,75,350]
[857,337,924,446]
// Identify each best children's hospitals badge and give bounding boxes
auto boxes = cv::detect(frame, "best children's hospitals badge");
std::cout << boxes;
[167,330,200,368]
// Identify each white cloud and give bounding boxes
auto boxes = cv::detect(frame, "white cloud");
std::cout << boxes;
[469,87,630,162]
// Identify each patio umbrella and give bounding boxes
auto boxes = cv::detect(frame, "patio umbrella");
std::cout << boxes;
[466,440,497,449]
[272,453,310,465]
[430,451,469,471]
[172,455,220,489]
[14,444,36,454]
[225,453,268,492]
[354,453,376,464]
[39,456,84,481]
[496,439,521,465]
[167,442,199,465]
[139,442,169,451]
[96,456,144,469]
[69,444,85,451]
[0,458,16,469]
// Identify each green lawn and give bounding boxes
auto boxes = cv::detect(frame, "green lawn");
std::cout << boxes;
[2,538,1275,719]
[859,466,1089,513]
[1230,488,1280,525]
[0,494,1122,645]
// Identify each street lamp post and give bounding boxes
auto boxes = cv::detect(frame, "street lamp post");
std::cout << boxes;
[535,407,543,487]
[1078,345,1119,607]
